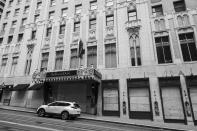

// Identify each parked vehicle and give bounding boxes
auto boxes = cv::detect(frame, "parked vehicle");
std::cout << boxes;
[36,101,81,120]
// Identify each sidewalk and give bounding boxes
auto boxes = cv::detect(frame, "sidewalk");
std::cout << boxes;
[0,105,196,131]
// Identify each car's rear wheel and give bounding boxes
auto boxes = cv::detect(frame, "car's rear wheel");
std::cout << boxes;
[61,111,69,120]
[37,109,45,117]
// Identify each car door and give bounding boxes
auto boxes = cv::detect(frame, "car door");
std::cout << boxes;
[45,102,58,114]
[56,102,70,114]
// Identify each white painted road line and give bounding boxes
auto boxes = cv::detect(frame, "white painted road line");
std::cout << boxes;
[0,120,63,131]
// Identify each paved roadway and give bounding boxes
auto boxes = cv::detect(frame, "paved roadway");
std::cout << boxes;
[0,109,171,131]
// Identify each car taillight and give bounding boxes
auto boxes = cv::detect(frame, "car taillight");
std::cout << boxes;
[71,106,78,109]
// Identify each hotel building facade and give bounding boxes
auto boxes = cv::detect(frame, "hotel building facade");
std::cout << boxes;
[0,0,197,126]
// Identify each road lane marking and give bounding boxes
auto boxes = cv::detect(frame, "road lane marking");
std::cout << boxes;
[0,120,63,131]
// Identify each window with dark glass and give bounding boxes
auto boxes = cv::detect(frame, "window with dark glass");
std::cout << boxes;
[10,57,18,75]
[89,18,96,29]
[31,30,36,40]
[155,36,173,64]
[61,8,67,17]
[74,22,80,32]
[2,23,7,31]
[48,11,55,20]
[90,0,97,10]
[21,18,27,26]
[0,38,3,45]
[55,50,64,70]
[14,8,20,16]
[75,4,82,14]
[34,15,39,22]
[59,24,65,35]
[152,5,163,16]
[70,48,78,69]
[128,10,137,21]
[50,0,56,6]
[179,32,197,62]
[36,2,42,10]
[40,52,49,71]
[87,46,97,68]
[46,27,52,37]
[24,6,29,14]
[173,0,186,12]
[105,43,117,68]
[17,33,23,42]
[8,36,13,44]
[106,15,114,26]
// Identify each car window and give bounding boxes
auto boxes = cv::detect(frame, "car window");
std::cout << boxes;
[48,102,58,106]
[74,103,80,108]
[57,102,70,106]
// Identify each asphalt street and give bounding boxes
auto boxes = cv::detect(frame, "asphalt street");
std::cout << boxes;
[0,109,171,131]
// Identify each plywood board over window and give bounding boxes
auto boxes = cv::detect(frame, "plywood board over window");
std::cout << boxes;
[127,79,152,120]
[159,77,186,123]
[102,80,120,116]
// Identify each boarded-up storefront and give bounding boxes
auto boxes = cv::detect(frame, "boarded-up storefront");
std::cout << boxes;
[159,77,186,123]
[127,79,152,120]
[186,76,197,125]
[102,80,119,116]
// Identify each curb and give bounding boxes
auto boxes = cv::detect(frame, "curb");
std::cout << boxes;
[78,117,185,131]
[0,107,195,131]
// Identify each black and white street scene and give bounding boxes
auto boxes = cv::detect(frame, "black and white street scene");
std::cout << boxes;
[0,0,197,130]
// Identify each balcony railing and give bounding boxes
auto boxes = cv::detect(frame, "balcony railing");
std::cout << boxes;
[125,19,141,30]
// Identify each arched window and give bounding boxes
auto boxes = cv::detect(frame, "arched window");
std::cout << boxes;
[159,19,166,30]
[183,14,190,26]
[177,15,183,27]
[154,20,160,31]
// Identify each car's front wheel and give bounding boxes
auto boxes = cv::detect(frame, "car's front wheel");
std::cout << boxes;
[61,111,69,120]
[37,109,45,117]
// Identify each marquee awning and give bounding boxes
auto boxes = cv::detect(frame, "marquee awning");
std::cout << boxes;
[28,83,44,90]
[3,85,13,91]
[34,68,102,83]
[13,84,30,91]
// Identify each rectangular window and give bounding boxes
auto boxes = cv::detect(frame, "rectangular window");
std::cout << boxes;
[70,49,79,69]
[0,38,3,45]
[8,0,13,6]
[8,36,13,44]
[37,2,42,10]
[34,15,39,23]
[21,18,27,26]
[155,36,173,64]
[2,23,7,31]
[179,32,197,61]
[5,11,10,18]
[50,0,56,6]
[106,15,114,26]
[75,4,82,14]
[17,0,22,4]
[62,0,68,3]
[152,5,163,16]
[90,0,97,10]
[10,57,18,75]
[128,10,137,21]
[61,8,67,17]
[173,0,186,12]
[106,0,113,7]
[12,21,17,28]
[17,33,23,42]
[74,22,80,32]
[105,43,117,68]
[40,52,49,71]
[89,18,96,29]
[31,30,36,40]
[24,6,29,14]
[55,50,64,70]
[46,27,52,37]
[87,46,97,68]
[59,24,65,35]
[14,8,20,16]
[1,58,8,74]
[130,36,141,66]
[24,59,32,75]
[49,11,55,20]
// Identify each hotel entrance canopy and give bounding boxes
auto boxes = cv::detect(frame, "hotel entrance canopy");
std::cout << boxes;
[34,68,102,83]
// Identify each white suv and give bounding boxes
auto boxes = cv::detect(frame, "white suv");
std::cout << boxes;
[37,101,81,120]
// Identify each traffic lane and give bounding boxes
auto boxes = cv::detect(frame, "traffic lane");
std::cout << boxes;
[0,109,170,131]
